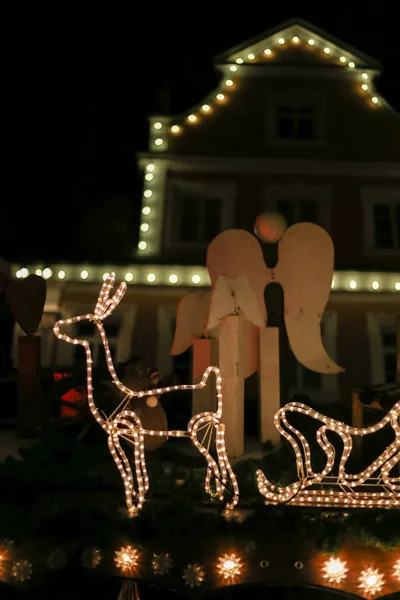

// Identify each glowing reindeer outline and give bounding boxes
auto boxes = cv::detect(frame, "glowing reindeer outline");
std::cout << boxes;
[256,399,400,508]
[53,274,239,517]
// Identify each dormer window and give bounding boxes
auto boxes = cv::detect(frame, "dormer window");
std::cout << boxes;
[277,105,314,140]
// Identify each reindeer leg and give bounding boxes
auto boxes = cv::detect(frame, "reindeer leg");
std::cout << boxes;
[215,423,239,512]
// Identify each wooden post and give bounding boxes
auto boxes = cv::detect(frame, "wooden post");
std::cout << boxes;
[396,315,400,383]
[259,327,280,445]
[192,337,219,416]
[17,335,41,438]
[352,391,363,461]
[219,315,244,458]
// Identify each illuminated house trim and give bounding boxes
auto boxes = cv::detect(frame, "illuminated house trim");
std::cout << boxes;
[13,265,400,293]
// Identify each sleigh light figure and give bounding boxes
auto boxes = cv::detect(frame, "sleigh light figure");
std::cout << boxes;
[53,274,239,517]
[256,399,400,508]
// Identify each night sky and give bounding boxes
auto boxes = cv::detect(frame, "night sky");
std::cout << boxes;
[2,3,399,264]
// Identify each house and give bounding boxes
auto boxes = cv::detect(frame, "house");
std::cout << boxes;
[11,18,400,408]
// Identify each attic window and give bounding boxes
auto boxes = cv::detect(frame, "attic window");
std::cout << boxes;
[277,105,314,140]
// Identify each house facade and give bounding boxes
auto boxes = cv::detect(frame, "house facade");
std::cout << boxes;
[12,18,400,406]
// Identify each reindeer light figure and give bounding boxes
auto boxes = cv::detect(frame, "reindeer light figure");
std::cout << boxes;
[256,399,400,508]
[53,274,239,517]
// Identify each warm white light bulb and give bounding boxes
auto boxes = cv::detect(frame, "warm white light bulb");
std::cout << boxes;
[103,272,110,281]
[138,241,147,250]
[125,272,133,282]
[216,93,225,101]
[366,575,377,586]
[188,114,197,122]
[19,268,29,278]
[225,79,233,87]
[80,270,89,280]
[35,269,43,276]
[372,96,379,104]
[171,125,180,133]
[140,223,149,232]
[395,281,400,291]
[331,278,335,289]
[147,273,156,283]
[202,104,211,112]
[230,65,237,72]
[264,48,272,55]
[247,53,255,60]
[292,36,299,43]
[308,39,315,46]
[372,280,379,290]
[348,61,355,68]
[142,206,151,215]
[42,268,52,279]
[340,56,347,63]
[361,83,369,91]
[362,72,368,80]
[146,164,155,172]
[144,190,152,198]
[278,37,285,44]
[349,280,357,290]
[235,58,243,64]
[154,138,163,146]
[191,274,201,284]
[169,274,178,284]
[153,122,162,130]
[145,173,153,181]
[324,47,331,54]
[57,270,66,280]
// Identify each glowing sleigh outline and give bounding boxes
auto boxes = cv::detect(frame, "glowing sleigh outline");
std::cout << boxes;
[256,400,400,508]
[53,274,239,517]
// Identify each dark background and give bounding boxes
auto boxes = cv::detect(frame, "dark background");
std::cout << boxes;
[1,2,399,263]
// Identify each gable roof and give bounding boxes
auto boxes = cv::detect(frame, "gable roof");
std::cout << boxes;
[214,17,381,71]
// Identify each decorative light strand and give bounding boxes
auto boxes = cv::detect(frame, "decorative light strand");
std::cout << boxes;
[114,545,140,574]
[256,395,400,508]
[53,274,239,518]
[322,557,348,583]
[217,553,242,580]
[358,567,384,595]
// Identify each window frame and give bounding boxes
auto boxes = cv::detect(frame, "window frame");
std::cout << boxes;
[165,180,235,249]
[264,183,332,232]
[362,187,400,256]
[266,88,326,146]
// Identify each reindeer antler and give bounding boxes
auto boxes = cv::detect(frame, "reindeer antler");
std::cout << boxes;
[94,273,127,321]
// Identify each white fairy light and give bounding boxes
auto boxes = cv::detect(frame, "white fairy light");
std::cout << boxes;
[188,114,197,122]
[143,190,152,198]
[331,278,335,289]
[35,268,43,276]
[308,39,315,46]
[247,53,255,60]
[395,282,400,291]
[278,37,285,44]
[154,138,163,146]
[169,274,178,284]
[324,47,331,54]
[114,546,140,574]
[217,553,242,580]
[140,223,149,232]
[361,84,369,91]
[53,274,239,518]
[225,79,233,86]
[202,104,211,112]
[230,65,237,72]
[183,563,206,587]
[125,272,133,282]
[349,280,357,289]
[57,270,66,280]
[372,96,379,104]
[102,272,110,281]
[322,557,348,583]
[80,270,89,280]
[153,122,162,130]
[216,93,225,101]
[142,206,151,215]
[171,125,180,133]
[371,280,379,290]
[264,48,272,55]
[348,61,355,68]
[147,272,156,283]
[340,56,347,62]
[146,164,154,172]
[18,268,29,278]
[138,241,147,250]
[42,267,52,279]
[235,58,243,64]
[152,552,173,575]
[292,36,299,43]
[362,72,369,80]
[145,173,154,181]
[191,274,201,284]
[358,567,384,595]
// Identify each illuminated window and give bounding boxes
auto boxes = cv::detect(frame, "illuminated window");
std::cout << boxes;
[276,105,315,140]
[167,180,235,246]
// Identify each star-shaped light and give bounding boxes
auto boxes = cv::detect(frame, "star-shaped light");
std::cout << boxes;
[152,552,173,576]
[358,567,384,595]
[12,559,32,582]
[394,559,400,581]
[322,557,348,583]
[216,553,242,580]
[114,545,140,574]
[81,547,102,569]
[182,563,206,587]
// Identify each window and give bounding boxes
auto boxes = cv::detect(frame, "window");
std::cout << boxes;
[373,203,400,249]
[277,105,314,140]
[381,326,397,383]
[362,188,400,254]
[167,180,235,246]
[277,199,319,227]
